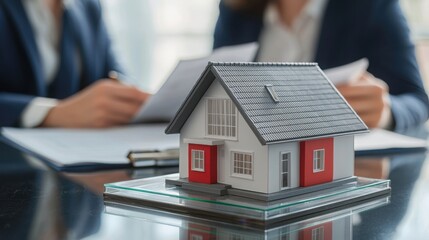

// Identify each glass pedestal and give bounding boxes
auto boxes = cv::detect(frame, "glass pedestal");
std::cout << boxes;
[104,174,390,227]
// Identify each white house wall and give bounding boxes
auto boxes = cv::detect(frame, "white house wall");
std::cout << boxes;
[178,134,188,178]
[267,142,300,193]
[332,214,352,240]
[179,79,269,193]
[333,135,354,179]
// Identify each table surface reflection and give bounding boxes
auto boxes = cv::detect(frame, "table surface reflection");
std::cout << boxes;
[0,127,428,240]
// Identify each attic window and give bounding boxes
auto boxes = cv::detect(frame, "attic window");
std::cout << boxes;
[265,84,279,103]
[206,98,237,139]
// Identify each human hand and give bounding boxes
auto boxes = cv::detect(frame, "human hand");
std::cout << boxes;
[354,157,390,179]
[336,73,392,129]
[41,80,150,128]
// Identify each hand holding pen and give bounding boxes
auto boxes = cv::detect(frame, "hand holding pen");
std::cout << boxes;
[41,71,150,128]
[108,70,133,86]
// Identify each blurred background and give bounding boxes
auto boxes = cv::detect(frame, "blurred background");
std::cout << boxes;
[100,0,429,93]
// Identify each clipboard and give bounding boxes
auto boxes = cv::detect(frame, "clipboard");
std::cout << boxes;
[127,149,179,167]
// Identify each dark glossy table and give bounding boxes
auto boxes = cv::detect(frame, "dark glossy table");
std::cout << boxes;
[0,128,428,240]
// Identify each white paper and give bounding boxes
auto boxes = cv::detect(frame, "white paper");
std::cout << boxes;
[133,42,259,123]
[324,58,369,85]
[1,124,179,167]
[354,129,427,152]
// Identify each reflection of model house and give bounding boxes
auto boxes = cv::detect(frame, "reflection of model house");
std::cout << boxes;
[183,219,350,240]
[166,62,368,198]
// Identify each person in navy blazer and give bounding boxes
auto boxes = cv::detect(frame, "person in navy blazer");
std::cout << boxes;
[214,0,429,131]
[0,0,149,128]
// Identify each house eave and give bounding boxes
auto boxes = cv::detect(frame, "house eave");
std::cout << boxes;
[165,64,216,134]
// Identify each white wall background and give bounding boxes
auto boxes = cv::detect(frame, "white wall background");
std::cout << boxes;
[100,0,219,92]
[401,0,429,40]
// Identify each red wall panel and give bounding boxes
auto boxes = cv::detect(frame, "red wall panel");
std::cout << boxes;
[187,223,216,240]
[299,222,333,240]
[300,138,334,187]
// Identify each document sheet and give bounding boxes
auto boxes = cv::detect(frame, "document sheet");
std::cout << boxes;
[1,124,179,169]
[133,42,259,123]
[324,58,369,85]
[355,129,427,153]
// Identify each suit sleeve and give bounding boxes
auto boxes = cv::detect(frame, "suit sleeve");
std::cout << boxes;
[0,4,36,127]
[0,93,34,127]
[366,0,429,131]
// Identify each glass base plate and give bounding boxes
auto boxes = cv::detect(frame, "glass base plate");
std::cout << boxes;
[104,174,391,227]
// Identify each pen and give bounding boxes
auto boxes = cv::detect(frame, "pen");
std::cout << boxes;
[108,70,132,86]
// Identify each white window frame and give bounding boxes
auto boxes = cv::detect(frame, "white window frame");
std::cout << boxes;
[311,226,324,240]
[231,151,253,179]
[280,152,291,190]
[205,98,238,140]
[280,226,291,240]
[313,149,325,173]
[191,149,205,172]
[190,234,203,240]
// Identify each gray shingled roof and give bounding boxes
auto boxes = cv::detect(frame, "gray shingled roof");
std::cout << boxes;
[166,62,368,145]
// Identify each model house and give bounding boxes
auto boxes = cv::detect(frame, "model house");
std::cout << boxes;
[165,62,368,199]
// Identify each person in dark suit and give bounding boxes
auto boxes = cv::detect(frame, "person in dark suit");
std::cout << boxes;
[0,0,149,128]
[214,0,429,131]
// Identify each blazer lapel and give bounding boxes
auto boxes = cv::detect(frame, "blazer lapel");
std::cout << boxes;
[49,2,93,98]
[68,2,94,87]
[49,7,79,99]
[314,0,348,70]
[2,0,46,96]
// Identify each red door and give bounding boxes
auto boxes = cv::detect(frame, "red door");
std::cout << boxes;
[188,144,218,184]
[299,138,334,187]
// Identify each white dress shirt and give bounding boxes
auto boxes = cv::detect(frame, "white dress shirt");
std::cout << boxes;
[20,0,61,128]
[257,0,328,63]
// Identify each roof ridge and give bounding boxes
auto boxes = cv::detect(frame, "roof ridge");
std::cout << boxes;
[209,61,318,67]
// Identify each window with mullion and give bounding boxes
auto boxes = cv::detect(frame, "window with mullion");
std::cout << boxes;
[311,226,324,240]
[191,150,204,172]
[232,151,253,178]
[313,149,325,172]
[206,98,237,139]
